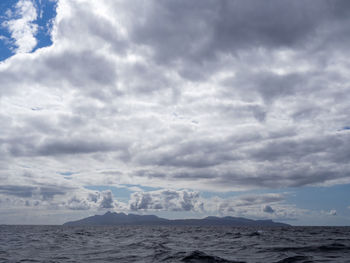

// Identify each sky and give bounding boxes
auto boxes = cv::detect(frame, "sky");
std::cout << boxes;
[0,0,350,226]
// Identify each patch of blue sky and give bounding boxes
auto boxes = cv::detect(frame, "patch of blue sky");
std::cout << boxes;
[0,0,17,61]
[0,0,57,62]
[122,184,161,192]
[85,185,133,202]
[285,184,350,214]
[200,191,242,199]
[32,0,57,51]
[59,171,74,176]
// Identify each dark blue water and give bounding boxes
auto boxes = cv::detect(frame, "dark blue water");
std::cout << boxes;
[1,225,350,262]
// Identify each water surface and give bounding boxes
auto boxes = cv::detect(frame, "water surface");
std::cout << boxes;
[1,225,349,262]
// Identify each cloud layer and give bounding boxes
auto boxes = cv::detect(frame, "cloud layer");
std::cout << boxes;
[1,0,350,223]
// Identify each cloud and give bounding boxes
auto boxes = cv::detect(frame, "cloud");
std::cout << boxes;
[127,1,322,65]
[0,184,69,200]
[2,0,38,53]
[0,182,304,222]
[0,180,124,212]
[99,190,114,209]
[328,209,337,216]
[263,205,275,214]
[129,189,203,212]
[1,0,350,193]
[235,194,284,207]
[127,191,287,218]
[61,190,124,211]
[1,0,350,224]
[203,193,284,214]
[63,191,116,211]
[66,195,91,210]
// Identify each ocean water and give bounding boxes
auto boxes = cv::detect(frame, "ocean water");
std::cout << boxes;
[0,225,350,262]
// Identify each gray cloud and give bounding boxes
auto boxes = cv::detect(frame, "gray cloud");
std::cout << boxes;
[66,196,91,210]
[209,194,284,214]
[37,138,127,157]
[0,49,118,99]
[235,194,284,207]
[0,185,35,198]
[0,185,69,200]
[263,205,275,214]
[222,71,305,103]
[42,50,117,88]
[129,190,203,212]
[99,190,115,209]
[0,182,122,212]
[2,135,130,158]
[123,0,350,77]
[62,190,122,211]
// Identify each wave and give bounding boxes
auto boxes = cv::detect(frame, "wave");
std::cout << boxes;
[275,255,312,263]
[270,242,349,253]
[181,250,245,263]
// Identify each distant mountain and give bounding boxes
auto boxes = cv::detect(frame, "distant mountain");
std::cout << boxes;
[63,212,290,227]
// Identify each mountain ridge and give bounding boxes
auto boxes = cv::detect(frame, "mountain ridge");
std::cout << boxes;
[63,211,290,227]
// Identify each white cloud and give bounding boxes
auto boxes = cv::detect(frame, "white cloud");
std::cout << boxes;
[2,0,38,53]
[201,193,298,219]
[129,189,203,212]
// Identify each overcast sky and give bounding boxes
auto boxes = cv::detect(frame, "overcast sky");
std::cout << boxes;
[0,0,350,225]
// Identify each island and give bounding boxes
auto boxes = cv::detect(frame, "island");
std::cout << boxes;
[63,211,290,227]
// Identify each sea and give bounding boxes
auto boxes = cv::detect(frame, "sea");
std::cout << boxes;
[0,225,349,262]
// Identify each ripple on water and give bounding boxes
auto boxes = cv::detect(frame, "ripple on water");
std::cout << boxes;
[0,225,349,263]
